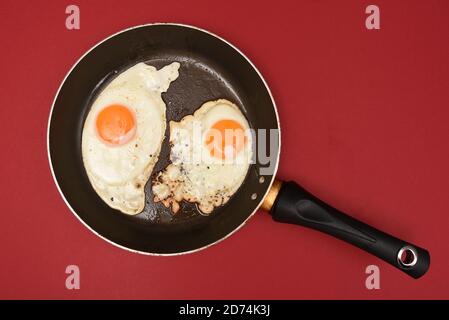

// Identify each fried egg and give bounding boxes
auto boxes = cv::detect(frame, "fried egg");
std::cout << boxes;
[82,62,180,215]
[152,99,253,214]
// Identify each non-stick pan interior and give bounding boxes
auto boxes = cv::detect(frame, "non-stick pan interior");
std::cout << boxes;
[49,24,279,254]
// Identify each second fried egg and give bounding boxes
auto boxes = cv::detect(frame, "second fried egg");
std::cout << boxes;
[152,99,253,214]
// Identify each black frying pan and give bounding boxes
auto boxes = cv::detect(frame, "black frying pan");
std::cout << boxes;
[48,23,430,279]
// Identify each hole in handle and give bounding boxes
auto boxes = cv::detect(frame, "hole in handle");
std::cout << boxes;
[397,246,418,268]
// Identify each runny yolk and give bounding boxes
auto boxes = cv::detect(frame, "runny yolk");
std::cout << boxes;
[96,104,136,145]
[205,119,247,159]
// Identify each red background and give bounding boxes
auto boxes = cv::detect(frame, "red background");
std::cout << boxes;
[1,0,448,299]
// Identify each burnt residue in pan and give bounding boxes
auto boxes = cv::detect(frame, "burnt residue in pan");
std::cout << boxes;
[126,56,250,224]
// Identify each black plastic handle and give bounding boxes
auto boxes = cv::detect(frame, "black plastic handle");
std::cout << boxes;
[271,181,430,279]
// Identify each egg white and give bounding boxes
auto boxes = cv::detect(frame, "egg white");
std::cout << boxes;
[82,62,180,215]
[152,99,253,214]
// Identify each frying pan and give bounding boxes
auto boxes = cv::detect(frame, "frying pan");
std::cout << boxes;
[48,23,430,279]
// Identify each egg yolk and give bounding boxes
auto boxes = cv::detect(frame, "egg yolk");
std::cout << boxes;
[96,104,136,145]
[205,119,247,159]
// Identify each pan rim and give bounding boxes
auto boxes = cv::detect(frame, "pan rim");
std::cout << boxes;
[46,22,281,256]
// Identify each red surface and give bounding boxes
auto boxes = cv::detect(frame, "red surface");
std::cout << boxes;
[1,0,449,299]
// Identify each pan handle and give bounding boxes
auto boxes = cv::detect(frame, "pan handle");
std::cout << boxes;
[269,181,430,279]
